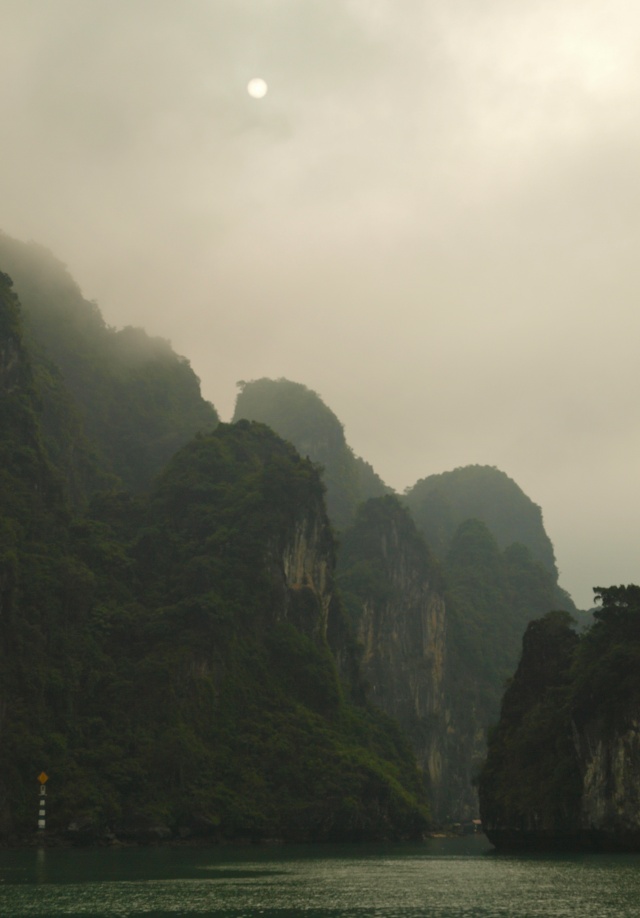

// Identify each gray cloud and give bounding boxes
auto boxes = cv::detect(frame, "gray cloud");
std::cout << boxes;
[2,0,640,607]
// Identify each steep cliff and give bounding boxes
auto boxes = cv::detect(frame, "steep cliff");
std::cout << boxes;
[338,497,474,819]
[576,719,640,845]
[0,319,429,841]
[232,379,577,822]
[2,235,583,838]
[480,586,640,850]
[570,585,640,849]
[0,272,86,834]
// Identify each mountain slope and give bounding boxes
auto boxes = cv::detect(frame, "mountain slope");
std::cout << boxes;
[233,378,390,531]
[0,232,218,496]
[0,278,428,841]
[405,465,557,575]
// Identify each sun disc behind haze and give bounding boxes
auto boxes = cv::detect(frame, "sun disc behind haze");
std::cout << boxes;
[247,77,268,99]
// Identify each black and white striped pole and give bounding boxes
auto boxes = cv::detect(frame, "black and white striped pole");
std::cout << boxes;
[37,772,48,831]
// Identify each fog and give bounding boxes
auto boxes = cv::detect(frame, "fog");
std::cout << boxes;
[2,0,640,609]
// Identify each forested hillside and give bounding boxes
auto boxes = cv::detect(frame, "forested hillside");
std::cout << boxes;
[231,376,578,819]
[0,233,218,497]
[405,465,558,575]
[444,518,572,717]
[0,268,428,841]
[233,378,390,531]
[1,232,582,838]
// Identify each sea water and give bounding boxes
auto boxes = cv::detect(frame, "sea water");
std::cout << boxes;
[1,836,639,917]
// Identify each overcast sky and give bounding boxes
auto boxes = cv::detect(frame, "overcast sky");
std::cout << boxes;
[2,0,640,608]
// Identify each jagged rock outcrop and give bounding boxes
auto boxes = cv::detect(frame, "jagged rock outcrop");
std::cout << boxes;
[480,588,640,851]
[576,719,640,846]
[1,248,431,842]
[233,382,577,824]
[273,508,335,643]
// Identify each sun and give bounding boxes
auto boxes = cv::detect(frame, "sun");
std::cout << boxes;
[247,77,268,99]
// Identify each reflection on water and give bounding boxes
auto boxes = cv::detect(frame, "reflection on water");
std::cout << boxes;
[1,836,640,917]
[35,847,46,885]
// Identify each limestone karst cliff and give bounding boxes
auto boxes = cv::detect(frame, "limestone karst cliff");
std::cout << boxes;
[0,260,429,841]
[480,586,640,850]
[337,496,474,820]
[232,376,576,824]
[2,234,583,839]
[576,718,640,846]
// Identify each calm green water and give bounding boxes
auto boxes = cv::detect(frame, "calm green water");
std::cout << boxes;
[1,836,639,917]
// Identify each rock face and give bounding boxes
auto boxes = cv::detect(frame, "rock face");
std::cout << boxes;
[479,589,640,851]
[478,611,582,849]
[338,496,480,820]
[277,514,335,642]
[576,719,640,847]
[0,257,430,841]
[484,717,640,851]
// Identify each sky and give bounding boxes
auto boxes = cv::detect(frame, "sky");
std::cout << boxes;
[2,0,639,609]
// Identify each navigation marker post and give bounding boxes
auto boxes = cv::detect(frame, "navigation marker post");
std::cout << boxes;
[37,772,48,831]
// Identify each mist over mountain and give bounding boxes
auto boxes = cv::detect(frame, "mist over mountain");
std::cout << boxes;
[0,234,591,838]
[404,466,576,614]
[233,377,390,531]
[404,466,557,574]
[228,373,578,819]
[0,265,428,841]
[0,232,218,497]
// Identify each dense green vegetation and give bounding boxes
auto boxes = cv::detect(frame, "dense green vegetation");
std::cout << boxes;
[67,423,427,841]
[233,378,390,531]
[444,518,572,718]
[0,270,428,840]
[232,393,579,744]
[478,610,581,836]
[479,586,640,846]
[2,231,587,839]
[405,465,560,578]
[0,232,218,498]
[571,585,640,730]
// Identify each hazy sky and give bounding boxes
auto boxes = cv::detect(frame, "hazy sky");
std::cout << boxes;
[2,0,640,608]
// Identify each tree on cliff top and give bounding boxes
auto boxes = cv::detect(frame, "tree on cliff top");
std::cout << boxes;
[571,584,640,727]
